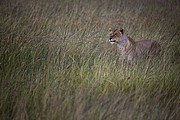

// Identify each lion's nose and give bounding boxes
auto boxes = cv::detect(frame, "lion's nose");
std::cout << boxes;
[109,37,112,40]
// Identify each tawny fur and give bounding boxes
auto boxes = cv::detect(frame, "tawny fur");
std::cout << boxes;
[108,28,160,61]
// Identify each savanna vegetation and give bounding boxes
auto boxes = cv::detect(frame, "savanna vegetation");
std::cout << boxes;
[0,0,180,119]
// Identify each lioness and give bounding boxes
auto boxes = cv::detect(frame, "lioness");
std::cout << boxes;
[108,28,160,61]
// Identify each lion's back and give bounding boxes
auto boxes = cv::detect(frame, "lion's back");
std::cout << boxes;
[135,40,160,56]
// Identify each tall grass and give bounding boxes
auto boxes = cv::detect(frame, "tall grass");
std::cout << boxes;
[0,0,180,119]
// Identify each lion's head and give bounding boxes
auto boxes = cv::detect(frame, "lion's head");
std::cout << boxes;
[108,28,125,44]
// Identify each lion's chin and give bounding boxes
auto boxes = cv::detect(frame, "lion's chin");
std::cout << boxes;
[109,40,115,44]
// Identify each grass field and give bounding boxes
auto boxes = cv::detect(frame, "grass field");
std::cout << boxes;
[0,0,180,120]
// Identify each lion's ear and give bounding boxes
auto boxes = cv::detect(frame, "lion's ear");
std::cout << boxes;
[120,29,124,34]
[109,28,112,32]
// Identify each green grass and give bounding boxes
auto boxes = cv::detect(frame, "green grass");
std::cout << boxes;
[0,0,180,120]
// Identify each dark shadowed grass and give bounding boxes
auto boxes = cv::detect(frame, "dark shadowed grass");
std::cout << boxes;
[0,0,180,120]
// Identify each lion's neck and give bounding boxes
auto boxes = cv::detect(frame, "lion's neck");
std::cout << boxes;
[121,36,136,53]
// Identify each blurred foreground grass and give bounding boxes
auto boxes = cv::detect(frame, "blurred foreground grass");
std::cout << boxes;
[0,0,180,119]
